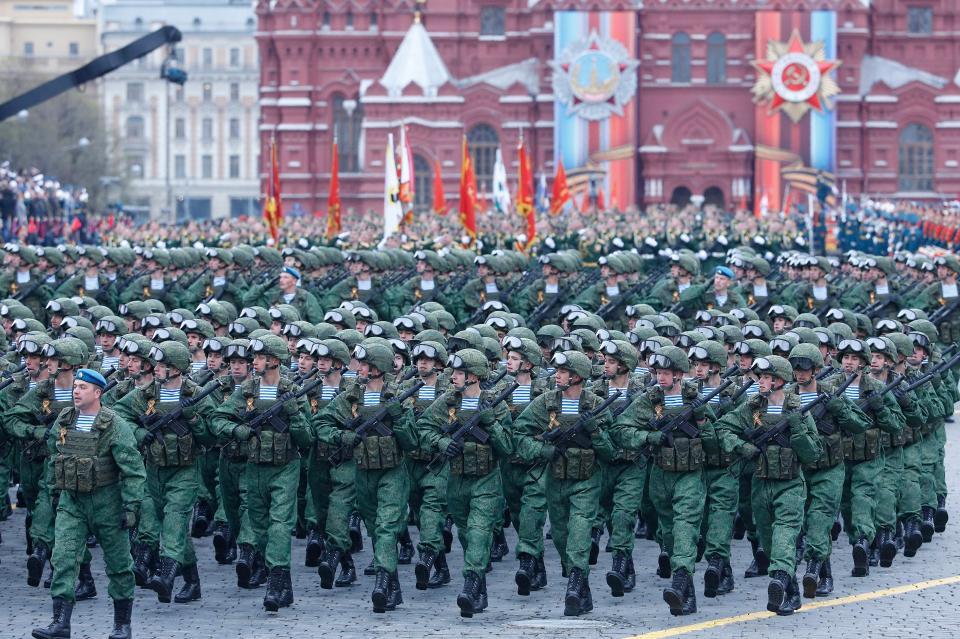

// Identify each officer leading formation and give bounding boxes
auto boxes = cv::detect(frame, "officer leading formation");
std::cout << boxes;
[0,238,955,638]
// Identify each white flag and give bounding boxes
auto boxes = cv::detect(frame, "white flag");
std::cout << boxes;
[381,133,403,246]
[492,147,511,214]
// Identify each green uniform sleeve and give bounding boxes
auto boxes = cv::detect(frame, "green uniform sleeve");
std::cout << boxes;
[4,387,45,441]
[312,394,353,446]
[713,402,753,456]
[512,395,550,463]
[790,412,823,466]
[110,415,147,514]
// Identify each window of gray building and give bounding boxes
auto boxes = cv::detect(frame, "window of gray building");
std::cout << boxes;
[202,47,213,69]
[480,7,505,36]
[201,154,213,179]
[203,83,212,102]
[907,7,933,34]
[229,117,240,139]
[230,83,240,102]
[230,47,240,68]
[332,92,363,172]
[68,42,79,57]
[174,155,186,178]
[126,82,143,102]
[202,117,213,141]
[23,42,33,56]
[177,198,211,222]
[175,117,186,139]
[229,155,240,178]
[125,116,144,139]
[230,197,258,217]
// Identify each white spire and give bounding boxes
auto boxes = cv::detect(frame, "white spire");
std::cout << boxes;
[379,20,451,98]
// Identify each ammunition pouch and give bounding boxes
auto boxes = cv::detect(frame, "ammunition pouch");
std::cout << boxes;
[656,436,704,472]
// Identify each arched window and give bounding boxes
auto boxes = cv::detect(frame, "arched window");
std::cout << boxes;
[707,32,726,85]
[672,32,691,83]
[899,123,934,192]
[703,186,725,207]
[413,154,432,212]
[467,124,498,193]
[670,185,692,207]
[126,115,144,139]
[332,92,363,172]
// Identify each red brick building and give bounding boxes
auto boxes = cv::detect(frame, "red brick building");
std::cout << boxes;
[255,0,960,215]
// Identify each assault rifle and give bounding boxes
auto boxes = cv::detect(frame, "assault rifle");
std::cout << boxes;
[527,269,599,328]
[894,347,960,395]
[596,268,666,320]
[853,373,903,411]
[426,381,519,472]
[141,380,220,441]
[648,379,733,448]
[668,280,714,316]
[330,381,424,460]
[803,373,858,435]
[179,267,210,294]
[480,368,508,391]
[538,390,622,456]
[863,280,921,319]
[245,375,326,436]
[14,267,62,302]
[748,373,856,447]
[929,298,960,325]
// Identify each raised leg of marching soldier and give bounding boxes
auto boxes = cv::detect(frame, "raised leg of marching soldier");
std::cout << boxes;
[145,465,200,604]
[933,424,949,532]
[213,452,247,565]
[448,468,500,617]
[304,448,331,568]
[547,471,602,613]
[753,476,806,615]
[700,465,738,598]
[603,458,644,597]
[738,462,767,578]
[898,435,924,558]
[316,454,359,589]
[27,474,57,587]
[191,447,219,538]
[503,460,547,596]
[649,466,705,611]
[801,463,844,597]
[356,463,409,611]
[132,485,159,588]
[407,458,450,591]
[874,440,904,568]
[840,457,881,575]
[245,461,299,608]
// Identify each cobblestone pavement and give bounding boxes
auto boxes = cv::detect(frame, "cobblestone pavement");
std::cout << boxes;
[4,427,960,639]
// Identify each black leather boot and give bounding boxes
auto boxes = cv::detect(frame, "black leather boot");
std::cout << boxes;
[802,558,822,599]
[442,515,454,554]
[624,555,636,592]
[921,506,936,542]
[935,495,949,533]
[635,514,647,539]
[304,529,324,568]
[27,541,50,587]
[718,560,734,595]
[398,528,415,565]
[74,562,97,601]
[250,552,269,587]
[371,568,390,613]
[581,572,594,613]
[225,539,237,564]
[147,556,179,603]
[107,598,132,639]
[879,527,897,567]
[428,551,451,588]
[31,597,72,639]
[490,527,508,562]
[385,571,403,610]
[191,500,211,538]
[563,567,587,616]
[348,511,363,553]
[25,514,33,556]
[335,552,356,587]
[173,563,201,603]
[895,520,905,550]
[663,568,693,616]
[904,518,923,557]
[767,569,793,615]
[457,571,482,618]
[533,555,548,591]
[696,536,706,563]
[262,566,284,612]
[852,536,869,577]
[515,552,535,596]
[744,538,762,578]
[363,557,376,576]
[733,512,746,540]
[317,546,343,590]
[657,549,671,579]
[703,554,722,598]
[831,515,842,541]
[236,544,255,589]
[478,572,489,612]
[280,568,294,607]
[605,550,628,597]
[589,527,602,566]
[682,571,697,614]
[869,535,880,567]
[212,523,232,565]
[787,573,802,613]
[816,558,834,596]
[415,547,437,591]
[133,543,155,587]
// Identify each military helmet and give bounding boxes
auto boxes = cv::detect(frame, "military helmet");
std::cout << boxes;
[17,332,51,355]
[238,306,270,328]
[336,329,364,350]
[180,318,215,339]
[788,343,824,371]
[411,340,448,366]
[866,336,898,362]
[687,339,727,369]
[734,339,772,358]
[480,336,502,362]
[729,307,759,323]
[769,334,799,357]
[793,313,822,329]
[551,350,593,379]
[366,321,400,340]
[599,339,639,371]
[46,298,80,318]
[228,317,260,338]
[448,329,483,352]
[767,304,798,322]
[837,338,871,362]
[149,340,191,373]
[324,309,357,329]
[283,321,317,340]
[203,336,232,354]
[197,301,234,327]
[886,332,914,359]
[44,337,86,366]
[121,334,153,361]
[648,345,690,373]
[752,355,793,382]
[353,342,394,375]
[225,338,252,361]
[742,320,773,341]
[448,348,488,378]
[315,338,351,366]
[0,302,34,321]
[64,326,96,357]
[250,334,290,362]
[267,304,300,326]
[571,328,601,353]
[535,324,564,345]
[95,315,126,336]
[826,322,854,341]
[907,319,939,344]
[151,326,188,346]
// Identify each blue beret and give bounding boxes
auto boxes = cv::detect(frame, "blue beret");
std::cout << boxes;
[282,266,301,281]
[76,368,107,389]
[714,266,735,280]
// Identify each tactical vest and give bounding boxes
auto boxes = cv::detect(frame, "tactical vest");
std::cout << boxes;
[312,380,346,462]
[598,379,642,464]
[244,379,298,466]
[141,381,198,468]
[648,385,704,473]
[24,381,74,461]
[543,391,598,481]
[751,397,801,480]
[804,382,844,470]
[445,391,496,477]
[842,381,881,463]
[407,379,446,462]
[53,410,120,493]
[219,378,248,461]
[348,387,400,471]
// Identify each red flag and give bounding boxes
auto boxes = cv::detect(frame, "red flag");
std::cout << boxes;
[596,186,606,211]
[70,217,82,232]
[550,157,570,216]
[263,137,283,244]
[458,135,477,244]
[326,139,341,239]
[432,159,447,216]
[516,137,534,218]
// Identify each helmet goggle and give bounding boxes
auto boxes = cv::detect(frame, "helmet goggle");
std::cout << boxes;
[202,338,226,353]
[909,332,931,350]
[412,343,439,360]
[196,303,213,317]
[751,357,774,374]
[789,356,816,371]
[152,328,173,342]
[225,344,249,360]
[825,308,845,322]
[770,338,793,354]
[239,307,259,319]
[838,339,865,354]
[282,323,303,337]
[687,346,710,362]
[142,315,163,328]
[648,353,676,371]
[325,311,347,324]
[742,325,765,339]
[447,354,465,369]
[11,318,29,332]
[96,319,119,334]
[875,319,899,333]
[18,339,42,355]
[732,341,753,355]
[500,335,523,351]
[180,319,200,332]
[228,321,248,336]
[767,305,787,318]
[897,309,919,322]
[676,334,698,349]
[148,346,165,362]
[393,317,416,330]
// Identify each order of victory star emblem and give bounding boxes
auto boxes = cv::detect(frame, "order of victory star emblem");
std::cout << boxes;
[751,29,841,124]
[551,31,639,121]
